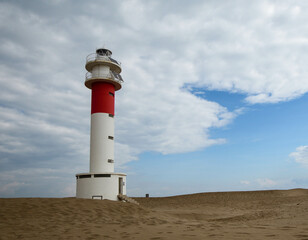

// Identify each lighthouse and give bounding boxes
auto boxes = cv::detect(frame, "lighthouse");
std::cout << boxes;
[76,48,126,200]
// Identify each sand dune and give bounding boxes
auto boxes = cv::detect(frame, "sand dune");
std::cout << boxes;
[1,189,308,239]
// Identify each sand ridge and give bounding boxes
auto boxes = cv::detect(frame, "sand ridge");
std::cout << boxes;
[1,189,308,239]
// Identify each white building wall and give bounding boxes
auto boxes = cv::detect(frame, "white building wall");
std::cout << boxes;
[90,113,114,173]
[76,174,126,200]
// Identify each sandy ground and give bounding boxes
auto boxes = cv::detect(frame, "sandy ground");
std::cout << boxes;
[0,189,308,239]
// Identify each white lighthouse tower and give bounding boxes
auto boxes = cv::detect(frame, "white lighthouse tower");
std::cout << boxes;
[76,48,126,200]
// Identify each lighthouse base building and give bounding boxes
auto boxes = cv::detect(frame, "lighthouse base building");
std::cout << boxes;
[76,173,126,200]
[76,48,126,200]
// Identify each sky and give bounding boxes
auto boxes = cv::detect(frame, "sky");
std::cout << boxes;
[0,0,308,198]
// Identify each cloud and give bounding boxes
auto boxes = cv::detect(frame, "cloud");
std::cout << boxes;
[256,178,278,188]
[116,82,235,162]
[0,168,77,197]
[0,1,240,169]
[127,0,308,104]
[1,0,308,196]
[241,179,278,188]
[240,180,250,185]
[289,145,308,168]
[0,181,26,195]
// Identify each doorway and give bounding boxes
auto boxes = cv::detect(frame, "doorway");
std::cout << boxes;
[119,177,123,195]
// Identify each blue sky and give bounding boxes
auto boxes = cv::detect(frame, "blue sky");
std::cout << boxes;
[0,0,308,197]
[127,91,308,196]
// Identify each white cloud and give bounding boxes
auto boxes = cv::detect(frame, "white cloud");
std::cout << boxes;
[240,178,279,189]
[1,0,308,196]
[0,168,77,197]
[0,181,26,195]
[129,0,308,104]
[256,178,278,188]
[116,82,234,162]
[290,145,308,168]
[0,106,89,157]
[240,180,250,185]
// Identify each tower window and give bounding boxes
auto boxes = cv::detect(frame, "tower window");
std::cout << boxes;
[108,136,114,140]
[94,174,111,178]
[109,92,114,97]
[108,159,114,163]
[109,114,114,118]
[79,174,91,179]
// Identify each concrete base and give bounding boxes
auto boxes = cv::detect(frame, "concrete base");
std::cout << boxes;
[76,172,126,201]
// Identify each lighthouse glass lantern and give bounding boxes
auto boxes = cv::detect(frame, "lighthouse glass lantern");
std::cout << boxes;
[76,48,126,200]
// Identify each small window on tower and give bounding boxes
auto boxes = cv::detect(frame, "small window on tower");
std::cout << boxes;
[109,92,114,97]
[108,159,114,163]
[79,174,92,179]
[109,114,114,118]
[108,136,114,140]
[94,174,111,178]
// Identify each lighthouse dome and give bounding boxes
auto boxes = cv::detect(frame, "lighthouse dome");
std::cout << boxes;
[96,48,112,56]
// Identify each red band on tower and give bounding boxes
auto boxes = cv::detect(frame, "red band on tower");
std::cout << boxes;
[91,82,115,115]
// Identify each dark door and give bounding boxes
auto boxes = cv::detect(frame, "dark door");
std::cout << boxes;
[119,177,123,195]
